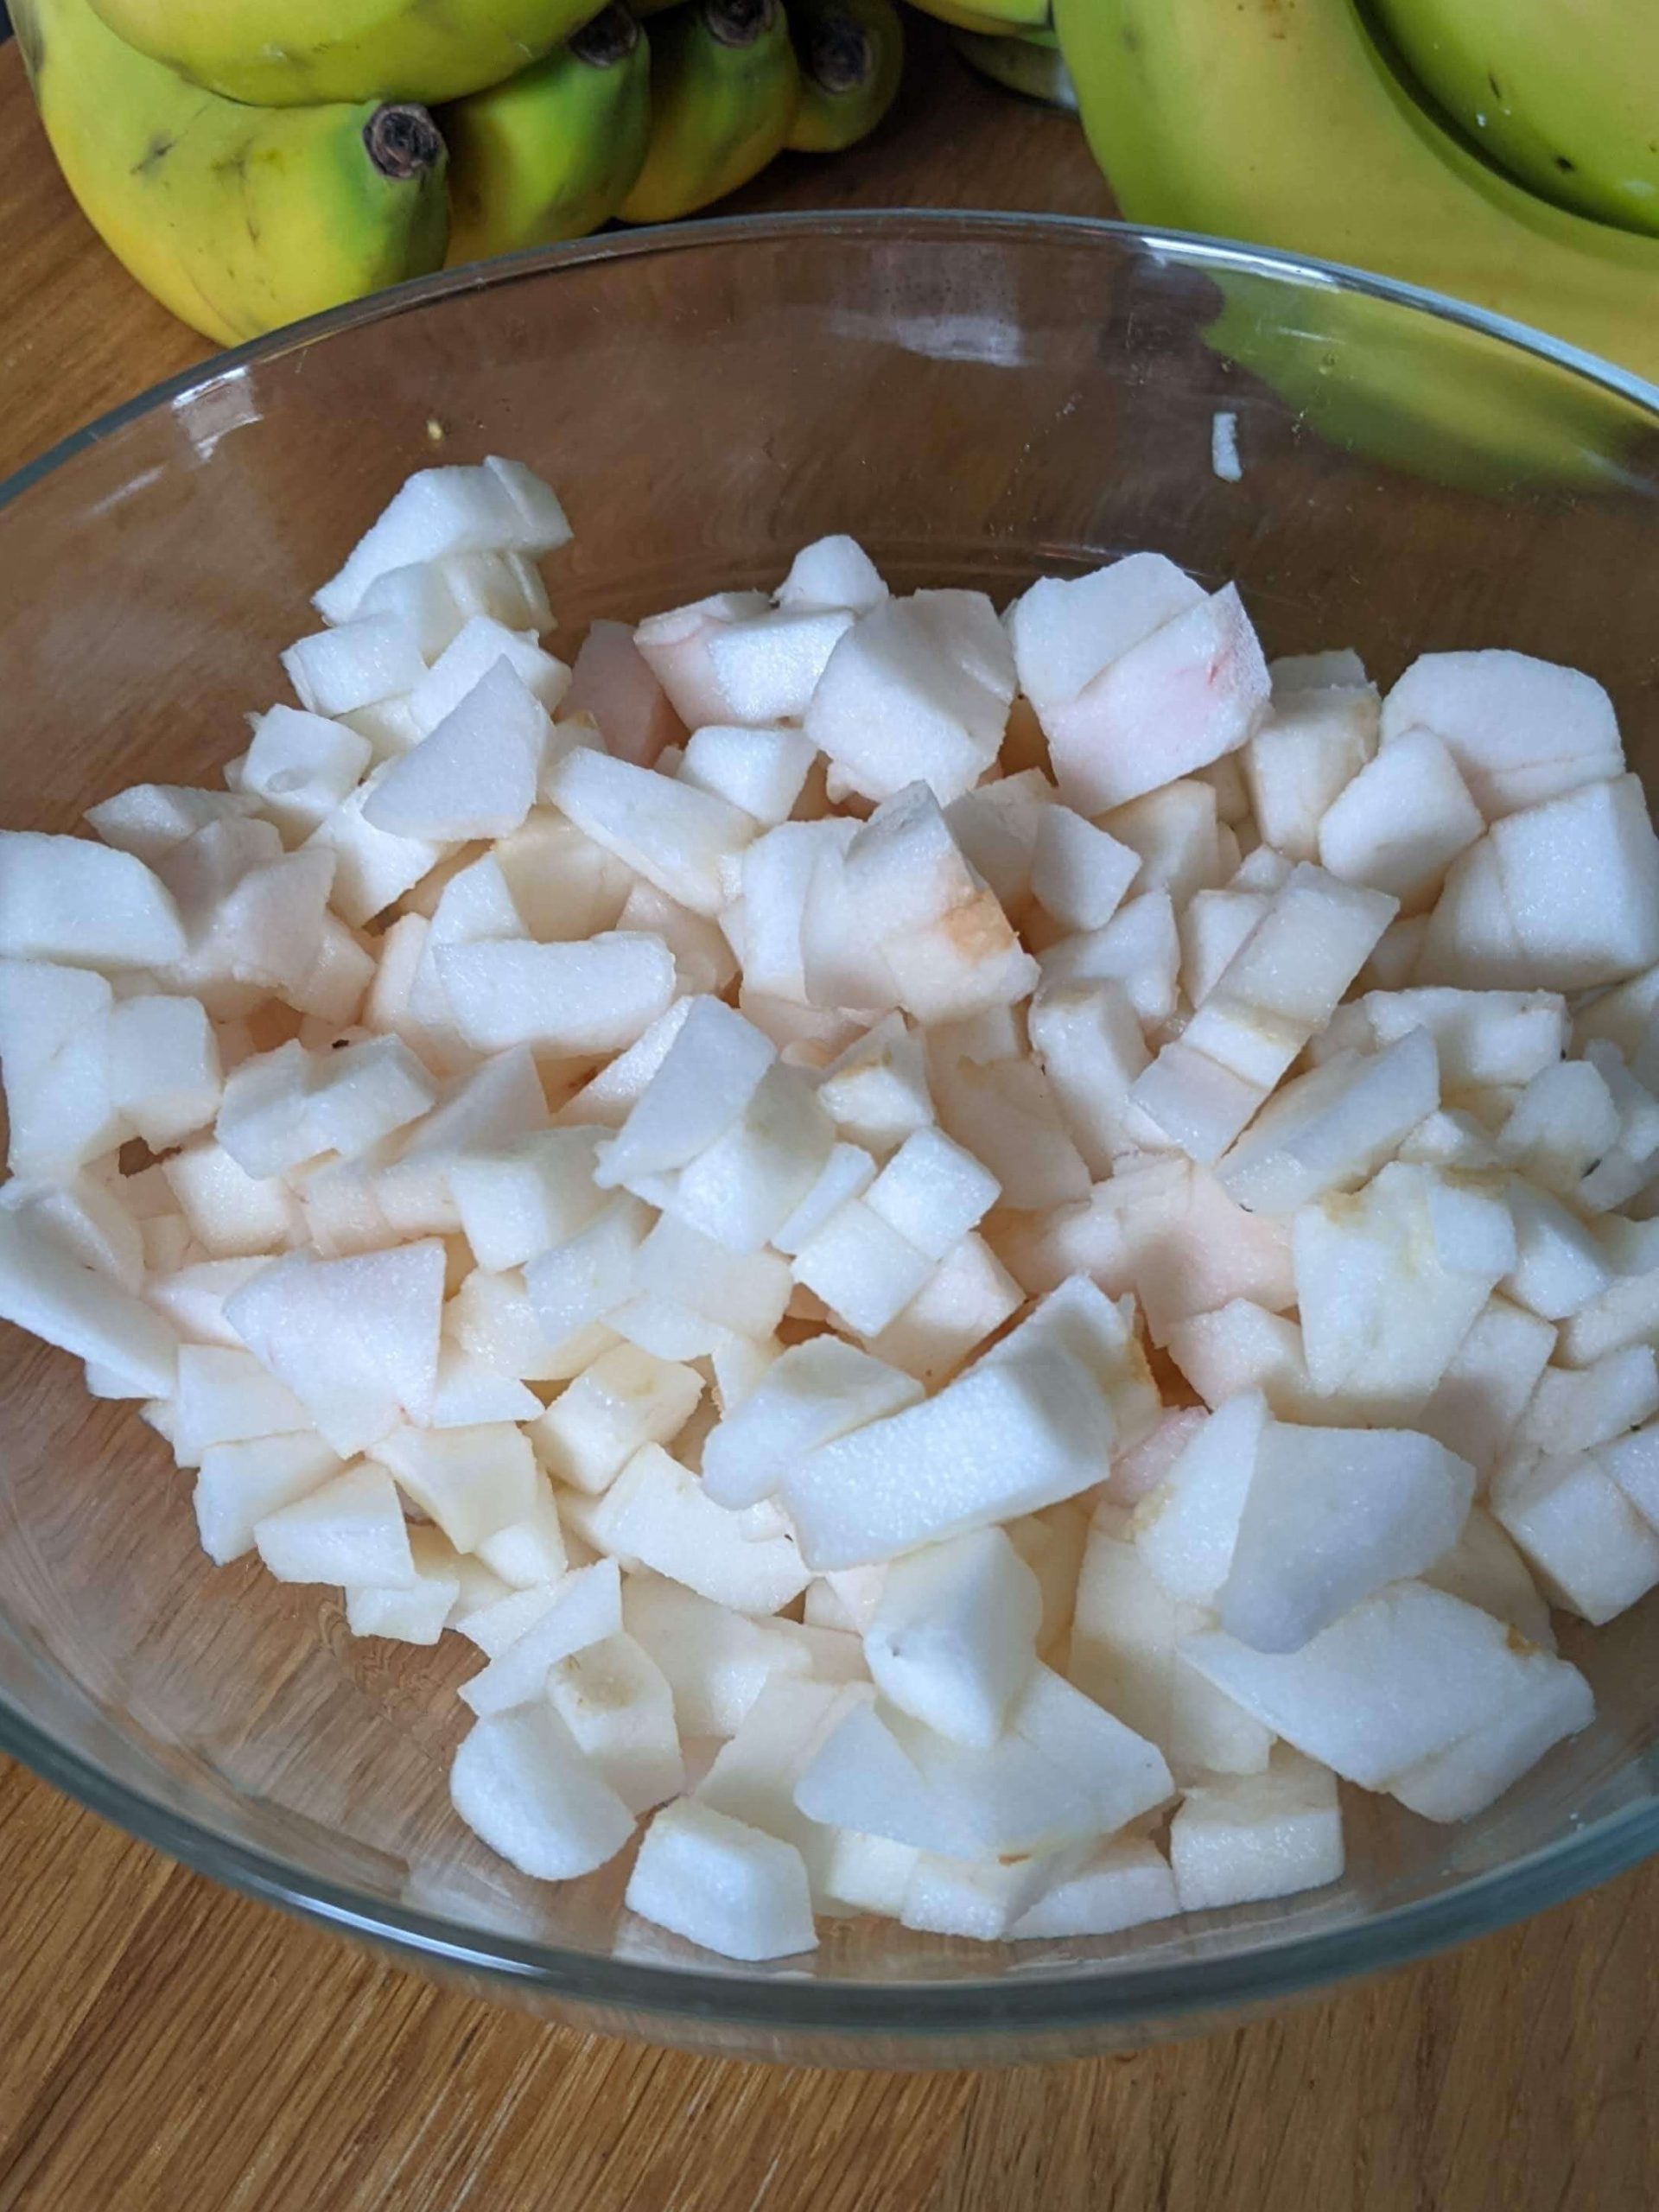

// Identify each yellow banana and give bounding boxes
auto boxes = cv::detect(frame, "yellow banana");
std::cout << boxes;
[1371,0,1659,237]
[17,0,448,347]
[950,24,1075,110]
[904,0,1049,35]
[82,0,603,107]
[443,5,652,264]
[619,0,800,224]
[1053,0,1659,485]
[785,0,904,154]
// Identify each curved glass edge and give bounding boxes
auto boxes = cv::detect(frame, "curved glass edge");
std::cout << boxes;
[1,207,1656,2035]
[5,1687,1658,2038]
[3,208,1658,533]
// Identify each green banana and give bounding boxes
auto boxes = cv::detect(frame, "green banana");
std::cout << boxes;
[904,0,1049,35]
[1054,0,1659,486]
[82,0,604,108]
[786,0,904,153]
[950,24,1075,110]
[18,0,448,347]
[442,5,651,264]
[1371,0,1659,237]
[619,0,800,224]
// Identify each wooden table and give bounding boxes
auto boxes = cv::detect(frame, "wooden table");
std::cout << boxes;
[1,22,1656,2210]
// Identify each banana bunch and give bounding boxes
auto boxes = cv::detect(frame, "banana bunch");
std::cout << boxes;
[1040,0,1659,481]
[22,0,905,347]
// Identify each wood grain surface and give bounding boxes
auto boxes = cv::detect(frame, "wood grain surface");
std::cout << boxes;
[0,22,1656,2210]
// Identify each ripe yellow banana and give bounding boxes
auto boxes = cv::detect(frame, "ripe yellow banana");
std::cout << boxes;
[1371,0,1659,238]
[1054,0,1659,484]
[950,24,1075,110]
[19,0,448,348]
[443,5,652,264]
[82,0,603,107]
[786,0,904,154]
[619,0,800,225]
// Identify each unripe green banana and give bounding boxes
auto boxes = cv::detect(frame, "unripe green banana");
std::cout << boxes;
[619,0,801,224]
[82,0,604,107]
[443,6,652,264]
[950,24,1075,110]
[785,0,904,153]
[18,0,448,347]
[1371,0,1659,237]
[904,0,1050,35]
[1054,0,1659,486]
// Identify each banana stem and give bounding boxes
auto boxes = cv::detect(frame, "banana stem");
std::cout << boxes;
[705,0,779,50]
[364,105,445,182]
[570,4,643,67]
[806,16,874,93]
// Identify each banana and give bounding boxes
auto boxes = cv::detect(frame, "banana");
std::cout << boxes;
[785,0,904,153]
[82,0,603,108]
[904,0,1049,35]
[1371,0,1659,237]
[619,0,800,225]
[18,0,448,347]
[443,6,651,264]
[950,24,1076,111]
[1053,0,1659,484]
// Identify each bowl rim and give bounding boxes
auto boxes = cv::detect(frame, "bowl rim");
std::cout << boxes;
[4,207,1658,2040]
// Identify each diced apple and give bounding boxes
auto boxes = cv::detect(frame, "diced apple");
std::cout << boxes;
[1169,1748,1344,1910]
[531,1343,703,1495]
[193,1429,341,1564]
[782,1335,1116,1570]
[303,765,452,927]
[254,1459,415,1587]
[547,1631,683,1814]
[1415,1298,1557,1478]
[804,589,1015,805]
[1048,584,1270,813]
[679,724,817,828]
[226,1239,445,1456]
[1490,1447,1659,1623]
[865,1231,1024,1388]
[1009,1833,1180,1939]
[1029,806,1140,934]
[1294,1160,1510,1419]
[702,1335,922,1510]
[346,1525,464,1644]
[86,783,263,865]
[863,1527,1040,1748]
[633,590,771,727]
[1182,1580,1588,1788]
[626,1798,816,1961]
[583,1444,810,1614]
[1217,1422,1474,1653]
[1381,648,1624,820]
[1007,553,1204,728]
[459,1557,625,1715]
[563,620,684,766]
[1135,1390,1268,1606]
[0,830,185,971]
[1217,1028,1438,1215]
[451,1703,634,1881]
[1242,682,1377,863]
[545,747,753,919]
[1316,728,1483,910]
[1421,1503,1555,1650]
[437,933,674,1056]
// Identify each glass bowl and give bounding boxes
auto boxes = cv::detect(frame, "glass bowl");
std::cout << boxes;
[3,213,1658,2069]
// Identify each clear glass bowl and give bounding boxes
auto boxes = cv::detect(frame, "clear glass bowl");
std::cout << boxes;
[3,213,1658,2069]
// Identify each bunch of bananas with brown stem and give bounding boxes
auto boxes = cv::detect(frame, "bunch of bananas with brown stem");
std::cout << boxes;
[18,0,905,345]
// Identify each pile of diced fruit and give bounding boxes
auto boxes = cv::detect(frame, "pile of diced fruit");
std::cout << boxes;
[5,456,1659,1966]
